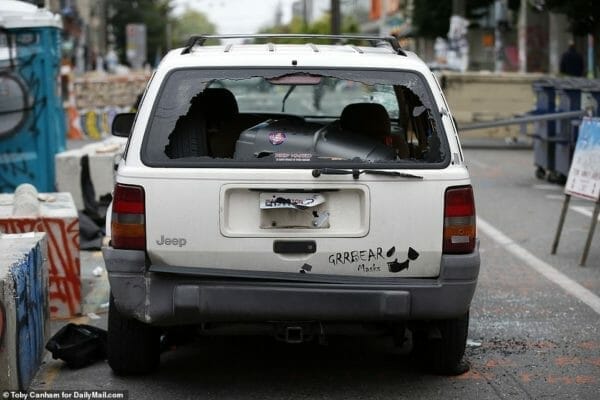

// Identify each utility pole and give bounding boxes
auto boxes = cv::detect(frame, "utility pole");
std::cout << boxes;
[518,0,526,73]
[331,0,341,35]
[302,0,308,32]
[494,0,507,73]
[165,22,172,52]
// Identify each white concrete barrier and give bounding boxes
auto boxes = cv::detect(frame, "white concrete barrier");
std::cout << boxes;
[0,233,49,390]
[55,137,127,211]
[0,186,80,318]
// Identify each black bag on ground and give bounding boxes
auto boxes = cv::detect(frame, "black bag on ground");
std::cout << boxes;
[45,323,107,368]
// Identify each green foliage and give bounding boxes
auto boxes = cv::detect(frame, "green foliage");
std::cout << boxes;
[257,13,359,44]
[172,9,218,47]
[545,0,600,35]
[412,0,452,38]
[108,0,172,65]
[413,0,500,39]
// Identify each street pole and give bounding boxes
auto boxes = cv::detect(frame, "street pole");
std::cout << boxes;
[588,34,595,78]
[331,0,341,35]
[494,0,506,73]
[518,0,526,73]
[166,22,172,52]
[303,0,308,32]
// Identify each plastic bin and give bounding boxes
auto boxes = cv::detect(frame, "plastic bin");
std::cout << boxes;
[582,79,600,116]
[531,78,557,179]
[553,78,585,181]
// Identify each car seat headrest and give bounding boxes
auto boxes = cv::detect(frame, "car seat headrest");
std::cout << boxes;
[340,103,391,138]
[189,88,239,118]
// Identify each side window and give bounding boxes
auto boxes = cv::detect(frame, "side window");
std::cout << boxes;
[396,86,439,162]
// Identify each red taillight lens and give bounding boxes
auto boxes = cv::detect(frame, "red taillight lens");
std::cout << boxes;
[111,183,145,250]
[443,185,476,254]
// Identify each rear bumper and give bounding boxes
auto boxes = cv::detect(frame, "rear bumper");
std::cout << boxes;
[103,246,480,326]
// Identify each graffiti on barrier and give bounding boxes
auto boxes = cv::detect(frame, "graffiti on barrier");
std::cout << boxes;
[0,218,80,317]
[0,301,5,351]
[13,243,46,389]
[79,107,129,140]
[0,148,37,193]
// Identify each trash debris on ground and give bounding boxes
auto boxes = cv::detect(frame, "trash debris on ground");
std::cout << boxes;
[78,211,104,250]
[92,266,104,277]
[466,339,482,348]
[45,323,107,369]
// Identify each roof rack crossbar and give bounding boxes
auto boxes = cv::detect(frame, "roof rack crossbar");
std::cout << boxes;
[350,45,364,54]
[181,34,406,55]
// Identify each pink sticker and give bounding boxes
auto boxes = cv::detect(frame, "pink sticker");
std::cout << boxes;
[269,131,286,145]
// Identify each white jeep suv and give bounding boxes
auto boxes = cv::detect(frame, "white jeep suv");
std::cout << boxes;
[104,34,479,376]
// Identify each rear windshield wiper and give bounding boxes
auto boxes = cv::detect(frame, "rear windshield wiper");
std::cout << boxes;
[312,168,423,180]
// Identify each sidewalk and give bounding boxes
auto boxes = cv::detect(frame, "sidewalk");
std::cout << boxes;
[460,136,533,150]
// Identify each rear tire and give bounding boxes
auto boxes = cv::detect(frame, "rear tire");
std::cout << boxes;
[411,313,470,375]
[535,167,546,180]
[430,313,470,375]
[108,294,160,375]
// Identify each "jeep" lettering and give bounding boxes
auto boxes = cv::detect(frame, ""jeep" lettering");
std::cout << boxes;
[156,235,187,247]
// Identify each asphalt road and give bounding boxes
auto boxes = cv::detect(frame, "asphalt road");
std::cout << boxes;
[30,148,600,399]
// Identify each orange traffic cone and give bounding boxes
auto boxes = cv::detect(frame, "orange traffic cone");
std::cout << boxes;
[67,105,84,140]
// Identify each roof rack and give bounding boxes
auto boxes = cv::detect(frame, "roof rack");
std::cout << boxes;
[181,34,406,56]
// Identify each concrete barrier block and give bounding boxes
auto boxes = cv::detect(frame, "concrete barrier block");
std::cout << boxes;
[55,137,127,211]
[442,71,547,139]
[0,189,80,318]
[0,233,49,390]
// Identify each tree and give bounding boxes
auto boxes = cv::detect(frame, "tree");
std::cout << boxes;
[107,0,172,65]
[544,0,600,36]
[257,13,359,44]
[412,0,452,38]
[412,0,500,39]
[171,9,218,48]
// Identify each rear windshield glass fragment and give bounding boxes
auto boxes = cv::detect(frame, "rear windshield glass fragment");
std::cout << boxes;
[143,68,448,167]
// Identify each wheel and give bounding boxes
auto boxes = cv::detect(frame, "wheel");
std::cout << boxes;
[108,294,160,375]
[547,171,566,185]
[535,167,546,180]
[410,313,470,375]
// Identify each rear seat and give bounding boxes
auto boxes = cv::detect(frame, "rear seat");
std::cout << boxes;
[165,88,253,159]
[340,103,409,158]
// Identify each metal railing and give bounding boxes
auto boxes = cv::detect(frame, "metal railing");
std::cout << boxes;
[459,110,586,131]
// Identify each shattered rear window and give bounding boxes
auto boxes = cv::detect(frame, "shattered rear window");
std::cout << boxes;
[141,68,449,168]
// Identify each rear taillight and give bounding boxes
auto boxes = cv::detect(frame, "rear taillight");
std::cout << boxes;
[111,183,145,250]
[443,185,476,254]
